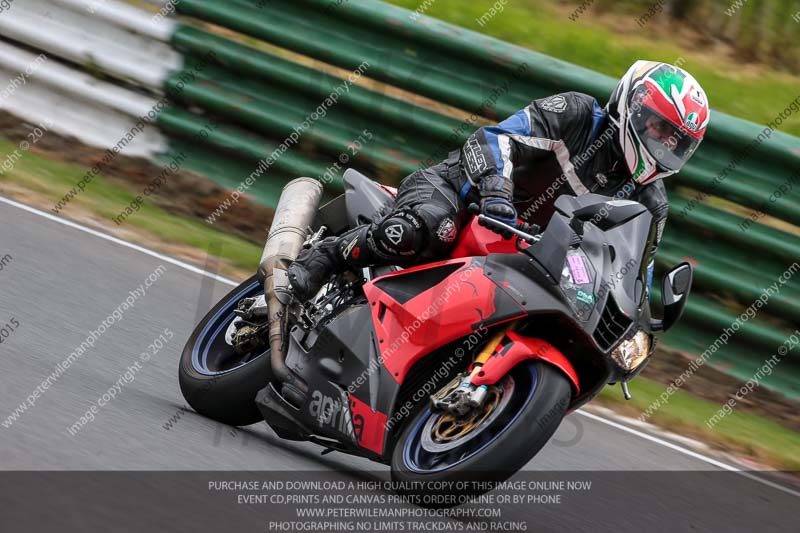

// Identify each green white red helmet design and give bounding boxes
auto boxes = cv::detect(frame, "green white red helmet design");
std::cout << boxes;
[607,60,710,185]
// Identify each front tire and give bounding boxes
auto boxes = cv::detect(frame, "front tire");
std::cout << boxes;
[390,361,571,506]
[179,275,274,427]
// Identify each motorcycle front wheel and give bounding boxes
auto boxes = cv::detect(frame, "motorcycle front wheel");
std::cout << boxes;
[390,361,571,507]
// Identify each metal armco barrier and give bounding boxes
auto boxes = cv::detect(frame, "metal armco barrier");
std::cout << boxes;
[1,0,798,399]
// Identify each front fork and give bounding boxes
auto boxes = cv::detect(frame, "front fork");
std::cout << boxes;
[431,322,518,415]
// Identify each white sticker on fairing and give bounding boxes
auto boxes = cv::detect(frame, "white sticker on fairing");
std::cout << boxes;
[567,253,591,284]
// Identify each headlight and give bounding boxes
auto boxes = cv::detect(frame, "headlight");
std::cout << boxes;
[611,330,652,372]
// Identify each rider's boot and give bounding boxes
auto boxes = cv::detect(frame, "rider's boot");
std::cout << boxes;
[287,226,371,301]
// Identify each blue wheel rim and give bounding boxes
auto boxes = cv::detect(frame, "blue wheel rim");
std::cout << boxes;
[402,362,539,474]
[191,279,268,376]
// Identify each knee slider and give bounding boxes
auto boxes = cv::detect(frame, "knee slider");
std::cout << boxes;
[371,210,426,260]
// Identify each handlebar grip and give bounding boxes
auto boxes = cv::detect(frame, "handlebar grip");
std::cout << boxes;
[517,222,540,234]
[468,203,481,215]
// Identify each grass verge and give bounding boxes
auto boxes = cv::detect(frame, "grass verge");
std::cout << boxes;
[0,136,261,278]
[596,376,800,471]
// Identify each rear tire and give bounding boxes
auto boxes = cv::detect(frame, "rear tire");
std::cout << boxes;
[390,361,571,507]
[179,275,273,427]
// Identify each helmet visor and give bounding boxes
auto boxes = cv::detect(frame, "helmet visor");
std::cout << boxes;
[630,99,700,172]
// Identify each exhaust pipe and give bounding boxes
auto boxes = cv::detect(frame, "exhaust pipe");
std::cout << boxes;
[258,177,323,399]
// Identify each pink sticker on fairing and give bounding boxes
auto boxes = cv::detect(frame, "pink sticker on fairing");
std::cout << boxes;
[567,255,591,284]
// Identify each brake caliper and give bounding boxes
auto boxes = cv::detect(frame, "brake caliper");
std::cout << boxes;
[228,296,270,354]
[431,374,490,416]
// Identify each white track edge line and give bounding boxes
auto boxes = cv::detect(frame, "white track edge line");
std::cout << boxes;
[3,194,798,498]
[577,411,800,498]
[0,196,238,287]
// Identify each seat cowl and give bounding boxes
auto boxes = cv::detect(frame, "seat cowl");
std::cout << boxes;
[343,169,395,227]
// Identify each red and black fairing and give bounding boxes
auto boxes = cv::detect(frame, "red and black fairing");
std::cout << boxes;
[280,255,530,460]
[275,175,655,462]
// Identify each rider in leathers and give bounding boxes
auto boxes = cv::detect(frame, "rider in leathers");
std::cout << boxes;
[288,61,710,301]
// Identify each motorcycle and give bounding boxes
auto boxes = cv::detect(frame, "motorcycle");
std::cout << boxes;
[180,170,692,501]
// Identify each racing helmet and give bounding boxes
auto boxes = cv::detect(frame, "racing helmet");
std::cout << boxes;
[607,60,710,185]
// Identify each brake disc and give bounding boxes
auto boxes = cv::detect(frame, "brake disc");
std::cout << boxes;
[420,376,514,453]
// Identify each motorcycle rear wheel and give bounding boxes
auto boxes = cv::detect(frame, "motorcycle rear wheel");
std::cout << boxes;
[390,361,571,507]
[179,275,273,427]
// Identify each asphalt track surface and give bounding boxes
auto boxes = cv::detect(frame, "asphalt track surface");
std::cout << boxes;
[0,197,796,532]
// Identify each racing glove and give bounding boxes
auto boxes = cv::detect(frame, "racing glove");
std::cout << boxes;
[479,174,517,236]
